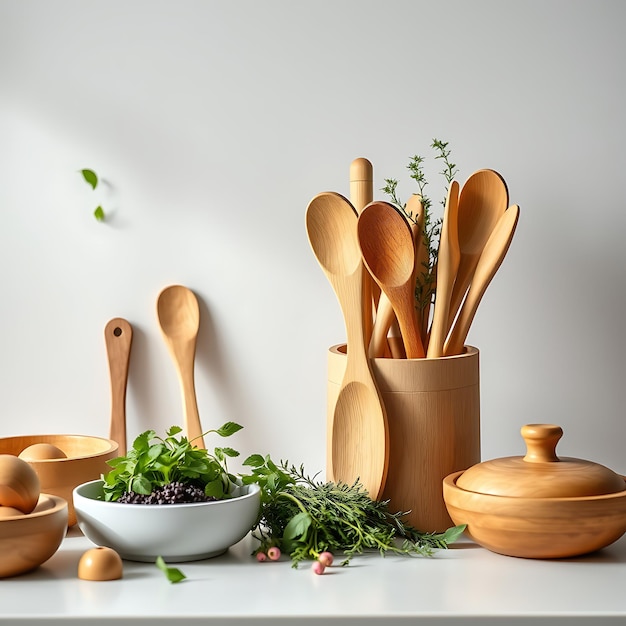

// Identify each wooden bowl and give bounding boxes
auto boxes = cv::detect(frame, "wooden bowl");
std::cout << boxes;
[442,424,626,558]
[0,435,118,527]
[0,494,68,577]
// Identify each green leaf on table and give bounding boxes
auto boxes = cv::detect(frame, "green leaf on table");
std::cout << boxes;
[156,556,186,583]
[81,168,98,189]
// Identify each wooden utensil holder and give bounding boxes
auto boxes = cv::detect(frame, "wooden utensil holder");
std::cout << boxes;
[327,344,480,533]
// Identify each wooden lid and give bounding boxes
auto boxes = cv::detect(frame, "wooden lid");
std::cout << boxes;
[457,424,625,498]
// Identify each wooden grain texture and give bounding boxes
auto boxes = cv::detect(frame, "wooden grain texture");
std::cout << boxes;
[350,157,376,345]
[357,201,425,359]
[444,204,519,356]
[456,423,626,498]
[307,192,389,499]
[427,181,459,357]
[0,434,118,526]
[446,169,508,336]
[0,494,67,578]
[157,285,205,449]
[105,317,133,454]
[328,344,480,532]
[444,470,626,558]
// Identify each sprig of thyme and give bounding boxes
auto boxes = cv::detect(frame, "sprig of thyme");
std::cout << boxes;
[241,456,465,568]
[382,139,459,312]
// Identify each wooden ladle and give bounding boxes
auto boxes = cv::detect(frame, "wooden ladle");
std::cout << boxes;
[105,318,133,454]
[446,170,509,335]
[357,201,425,359]
[156,285,205,449]
[444,204,520,356]
[306,191,389,498]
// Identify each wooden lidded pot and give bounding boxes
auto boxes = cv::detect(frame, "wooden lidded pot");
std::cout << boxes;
[443,424,626,558]
[456,423,625,498]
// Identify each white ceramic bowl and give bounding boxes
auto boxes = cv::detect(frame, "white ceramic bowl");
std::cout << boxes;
[73,480,261,562]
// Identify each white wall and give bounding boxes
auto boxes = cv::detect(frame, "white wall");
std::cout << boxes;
[1,0,625,478]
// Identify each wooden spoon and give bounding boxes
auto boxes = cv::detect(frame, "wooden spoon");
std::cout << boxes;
[369,194,424,358]
[427,181,460,357]
[357,201,425,359]
[105,318,133,454]
[306,191,389,498]
[444,204,520,356]
[156,285,205,449]
[446,170,509,335]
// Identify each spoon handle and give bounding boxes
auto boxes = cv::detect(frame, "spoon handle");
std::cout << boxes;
[105,318,132,454]
[172,348,205,449]
[350,158,376,343]
[369,293,395,358]
[427,181,460,358]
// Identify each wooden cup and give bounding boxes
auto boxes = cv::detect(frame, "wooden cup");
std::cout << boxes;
[327,344,480,533]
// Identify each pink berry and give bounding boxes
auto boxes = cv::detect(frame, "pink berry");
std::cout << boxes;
[256,552,268,562]
[267,546,281,561]
[318,551,334,567]
[312,561,326,575]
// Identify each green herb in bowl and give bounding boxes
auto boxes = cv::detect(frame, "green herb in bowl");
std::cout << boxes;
[101,422,243,503]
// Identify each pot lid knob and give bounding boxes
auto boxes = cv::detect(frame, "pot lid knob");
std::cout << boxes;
[522,424,562,463]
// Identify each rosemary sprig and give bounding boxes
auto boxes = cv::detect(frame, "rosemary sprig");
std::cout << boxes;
[241,456,465,568]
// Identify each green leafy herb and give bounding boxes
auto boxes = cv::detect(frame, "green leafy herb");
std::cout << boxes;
[101,423,243,502]
[155,555,186,583]
[81,168,98,190]
[80,168,106,221]
[382,139,459,312]
[241,456,466,568]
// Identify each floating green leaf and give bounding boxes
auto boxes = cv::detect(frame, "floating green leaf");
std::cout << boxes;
[93,206,105,221]
[81,168,98,190]
[156,556,186,583]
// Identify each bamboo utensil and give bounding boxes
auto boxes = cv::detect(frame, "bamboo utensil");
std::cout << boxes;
[156,285,205,449]
[306,191,389,498]
[350,158,376,343]
[444,204,520,356]
[446,170,509,335]
[369,194,425,358]
[427,181,460,357]
[357,201,426,359]
[105,318,133,454]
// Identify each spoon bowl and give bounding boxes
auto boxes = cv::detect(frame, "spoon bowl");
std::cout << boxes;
[447,170,509,333]
[358,201,425,359]
[445,204,520,355]
[157,285,204,448]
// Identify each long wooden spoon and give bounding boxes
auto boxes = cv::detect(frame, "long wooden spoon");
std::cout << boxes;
[358,201,425,359]
[306,191,389,498]
[444,204,520,356]
[427,181,460,357]
[156,285,205,448]
[105,318,133,454]
[446,170,509,334]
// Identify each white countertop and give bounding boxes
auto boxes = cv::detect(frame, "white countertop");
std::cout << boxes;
[2,526,625,625]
